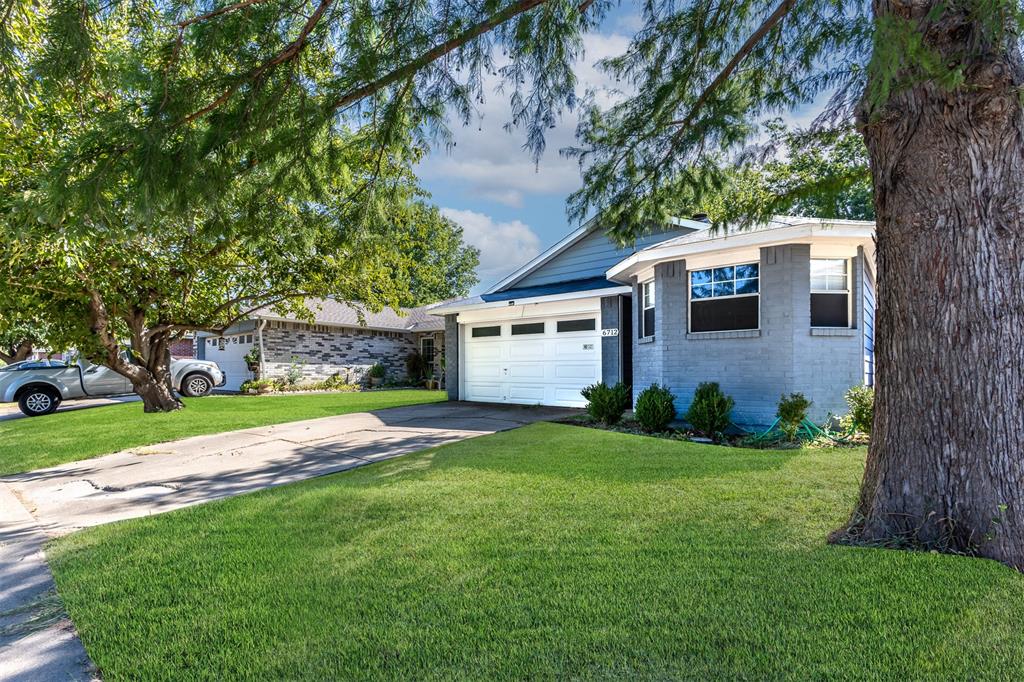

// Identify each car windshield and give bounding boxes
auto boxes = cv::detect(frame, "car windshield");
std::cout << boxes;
[0,359,69,371]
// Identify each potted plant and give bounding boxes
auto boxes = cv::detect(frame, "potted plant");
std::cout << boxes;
[244,346,262,378]
[367,363,386,387]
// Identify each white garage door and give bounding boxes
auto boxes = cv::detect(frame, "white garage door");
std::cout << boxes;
[201,333,255,391]
[462,315,601,407]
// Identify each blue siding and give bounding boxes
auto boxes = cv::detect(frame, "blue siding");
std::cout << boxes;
[511,226,694,289]
[863,258,876,387]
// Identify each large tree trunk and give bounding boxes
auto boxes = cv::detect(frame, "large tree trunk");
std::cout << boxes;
[837,1,1024,568]
[0,340,34,364]
[85,292,185,413]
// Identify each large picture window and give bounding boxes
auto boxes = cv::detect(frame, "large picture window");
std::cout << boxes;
[689,263,759,333]
[811,259,850,327]
[640,281,655,337]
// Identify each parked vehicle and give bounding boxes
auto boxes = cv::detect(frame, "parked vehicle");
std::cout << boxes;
[0,357,226,417]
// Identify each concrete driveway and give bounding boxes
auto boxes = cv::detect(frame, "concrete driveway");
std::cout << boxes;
[0,401,574,681]
[0,395,142,422]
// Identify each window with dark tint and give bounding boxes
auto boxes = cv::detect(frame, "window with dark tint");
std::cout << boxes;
[511,322,545,335]
[471,325,501,338]
[689,263,759,332]
[640,281,655,337]
[810,259,850,327]
[556,318,596,333]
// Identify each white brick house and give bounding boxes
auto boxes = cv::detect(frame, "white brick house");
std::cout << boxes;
[197,299,445,391]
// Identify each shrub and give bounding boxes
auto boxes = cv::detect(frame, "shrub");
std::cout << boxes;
[634,384,677,432]
[405,351,426,380]
[580,382,630,426]
[684,382,734,441]
[777,392,812,442]
[844,385,875,434]
[367,363,387,379]
[240,378,275,393]
[285,356,304,386]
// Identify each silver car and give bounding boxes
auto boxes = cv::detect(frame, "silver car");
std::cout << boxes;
[0,357,226,417]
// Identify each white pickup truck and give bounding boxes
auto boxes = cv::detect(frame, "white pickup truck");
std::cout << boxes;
[0,357,226,416]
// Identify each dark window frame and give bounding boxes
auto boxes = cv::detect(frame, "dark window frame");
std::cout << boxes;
[556,318,597,333]
[640,281,655,338]
[470,325,501,338]
[511,322,545,335]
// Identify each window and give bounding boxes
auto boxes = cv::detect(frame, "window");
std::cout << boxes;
[556,318,596,333]
[640,281,655,337]
[811,259,850,327]
[511,322,545,335]
[420,336,435,363]
[689,263,759,332]
[471,326,501,338]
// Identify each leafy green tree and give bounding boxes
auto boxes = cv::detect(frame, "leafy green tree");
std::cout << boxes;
[699,123,874,223]
[4,0,1024,565]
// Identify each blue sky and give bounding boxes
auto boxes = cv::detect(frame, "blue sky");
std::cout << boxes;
[416,8,822,294]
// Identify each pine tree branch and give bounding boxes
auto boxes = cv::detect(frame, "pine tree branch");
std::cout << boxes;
[328,0,553,113]
[180,0,334,125]
[668,0,795,129]
[176,0,275,28]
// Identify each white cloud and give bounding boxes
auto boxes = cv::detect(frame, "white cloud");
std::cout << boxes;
[419,31,634,204]
[441,207,542,289]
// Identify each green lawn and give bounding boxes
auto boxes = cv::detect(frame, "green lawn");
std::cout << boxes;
[49,423,1024,680]
[0,390,445,475]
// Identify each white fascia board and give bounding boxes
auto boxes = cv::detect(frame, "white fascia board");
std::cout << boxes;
[434,286,631,316]
[606,221,875,282]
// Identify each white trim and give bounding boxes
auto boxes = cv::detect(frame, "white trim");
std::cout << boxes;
[607,220,875,283]
[809,257,853,330]
[433,286,630,315]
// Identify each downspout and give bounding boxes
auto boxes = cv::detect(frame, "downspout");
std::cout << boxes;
[256,319,268,378]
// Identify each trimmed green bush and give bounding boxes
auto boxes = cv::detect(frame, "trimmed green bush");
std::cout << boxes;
[844,385,875,434]
[580,382,631,426]
[368,363,387,379]
[634,384,677,432]
[684,382,734,441]
[777,392,812,441]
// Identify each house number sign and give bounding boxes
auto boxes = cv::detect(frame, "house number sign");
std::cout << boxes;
[601,328,619,337]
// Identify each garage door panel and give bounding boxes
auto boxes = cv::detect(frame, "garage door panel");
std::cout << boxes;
[465,363,503,381]
[465,383,503,401]
[508,340,545,360]
[554,340,598,360]
[508,385,546,402]
[466,344,503,362]
[507,363,545,379]
[554,363,600,380]
[553,387,589,404]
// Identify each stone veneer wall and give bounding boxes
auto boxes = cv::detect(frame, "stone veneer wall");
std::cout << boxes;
[632,244,865,426]
[262,323,417,385]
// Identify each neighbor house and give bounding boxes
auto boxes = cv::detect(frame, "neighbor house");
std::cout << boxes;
[197,299,445,391]
[433,216,876,426]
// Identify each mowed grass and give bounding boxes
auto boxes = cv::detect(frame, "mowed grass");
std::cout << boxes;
[49,422,1024,680]
[0,390,444,475]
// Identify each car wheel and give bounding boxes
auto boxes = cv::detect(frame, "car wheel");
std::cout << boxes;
[181,373,213,397]
[18,387,61,417]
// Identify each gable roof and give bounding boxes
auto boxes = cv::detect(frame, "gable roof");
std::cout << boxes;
[251,298,445,332]
[485,217,711,294]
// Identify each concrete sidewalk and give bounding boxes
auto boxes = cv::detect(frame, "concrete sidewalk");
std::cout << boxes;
[0,401,573,680]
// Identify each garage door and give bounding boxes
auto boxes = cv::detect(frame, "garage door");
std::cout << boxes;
[462,315,601,407]
[201,333,254,391]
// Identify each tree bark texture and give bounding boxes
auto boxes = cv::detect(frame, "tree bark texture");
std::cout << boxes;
[0,340,34,364]
[843,0,1024,568]
[86,292,184,413]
